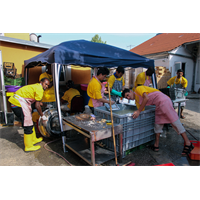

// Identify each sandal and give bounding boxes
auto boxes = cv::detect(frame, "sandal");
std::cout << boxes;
[181,115,185,119]
[182,143,194,156]
[147,144,159,152]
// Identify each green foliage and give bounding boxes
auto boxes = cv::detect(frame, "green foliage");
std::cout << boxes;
[91,34,106,44]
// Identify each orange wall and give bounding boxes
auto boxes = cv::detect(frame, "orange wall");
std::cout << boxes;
[0,41,47,76]
[71,66,91,84]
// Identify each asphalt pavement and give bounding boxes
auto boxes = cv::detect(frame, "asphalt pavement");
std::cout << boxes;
[0,96,199,166]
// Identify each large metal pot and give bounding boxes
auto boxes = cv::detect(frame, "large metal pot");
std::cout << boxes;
[38,108,65,138]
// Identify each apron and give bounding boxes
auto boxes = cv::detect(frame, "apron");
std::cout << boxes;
[111,76,123,103]
[91,76,106,108]
[143,72,151,86]
[135,91,178,124]
[172,77,186,107]
[13,94,36,126]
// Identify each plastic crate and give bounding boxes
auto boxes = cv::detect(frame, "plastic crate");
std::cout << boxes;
[155,163,175,166]
[159,88,176,100]
[189,141,200,161]
[94,104,155,158]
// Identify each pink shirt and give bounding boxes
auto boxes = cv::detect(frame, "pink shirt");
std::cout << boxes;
[136,91,178,124]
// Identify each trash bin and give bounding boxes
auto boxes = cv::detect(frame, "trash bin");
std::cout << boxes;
[80,84,90,106]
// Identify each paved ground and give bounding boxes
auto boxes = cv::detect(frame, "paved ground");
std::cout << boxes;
[0,97,199,166]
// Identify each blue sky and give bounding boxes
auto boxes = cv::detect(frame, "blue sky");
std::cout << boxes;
[35,33,157,50]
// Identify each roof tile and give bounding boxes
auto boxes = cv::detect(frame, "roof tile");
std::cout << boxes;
[130,33,200,55]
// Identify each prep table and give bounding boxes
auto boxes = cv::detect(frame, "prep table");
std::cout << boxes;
[62,115,123,166]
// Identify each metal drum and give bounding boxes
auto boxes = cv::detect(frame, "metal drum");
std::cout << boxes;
[38,108,64,138]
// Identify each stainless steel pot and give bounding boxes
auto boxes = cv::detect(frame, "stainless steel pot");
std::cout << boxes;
[38,108,64,138]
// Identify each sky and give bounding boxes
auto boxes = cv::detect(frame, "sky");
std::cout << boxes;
[35,33,157,50]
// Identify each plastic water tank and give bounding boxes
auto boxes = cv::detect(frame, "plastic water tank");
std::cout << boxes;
[30,33,38,42]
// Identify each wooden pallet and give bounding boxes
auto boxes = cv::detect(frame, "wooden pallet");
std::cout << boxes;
[155,66,171,89]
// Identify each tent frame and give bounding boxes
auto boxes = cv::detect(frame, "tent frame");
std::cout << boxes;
[24,63,157,153]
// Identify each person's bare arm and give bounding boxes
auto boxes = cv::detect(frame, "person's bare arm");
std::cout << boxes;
[35,101,43,116]
[132,92,149,119]
[98,98,115,105]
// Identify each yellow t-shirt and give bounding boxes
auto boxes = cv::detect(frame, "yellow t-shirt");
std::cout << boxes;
[8,83,44,107]
[106,74,125,89]
[87,77,102,107]
[39,72,55,102]
[134,86,160,109]
[62,88,80,109]
[167,76,188,88]
[132,72,150,91]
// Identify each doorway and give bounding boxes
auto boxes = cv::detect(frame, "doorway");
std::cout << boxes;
[174,62,186,76]
[182,63,186,76]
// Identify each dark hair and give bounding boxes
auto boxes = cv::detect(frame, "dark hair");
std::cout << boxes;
[146,66,155,75]
[177,69,183,73]
[122,88,131,98]
[97,67,109,76]
[116,66,124,74]
[66,80,74,88]
[40,77,50,83]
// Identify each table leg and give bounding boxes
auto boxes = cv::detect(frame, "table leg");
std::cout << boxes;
[90,139,95,166]
[177,102,181,118]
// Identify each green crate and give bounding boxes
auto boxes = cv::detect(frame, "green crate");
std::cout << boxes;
[125,141,153,155]
[4,76,25,86]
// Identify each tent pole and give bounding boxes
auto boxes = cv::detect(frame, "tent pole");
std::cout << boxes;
[52,63,67,152]
[152,73,157,89]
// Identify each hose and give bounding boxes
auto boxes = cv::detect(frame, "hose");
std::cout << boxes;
[185,129,199,141]
[43,139,73,166]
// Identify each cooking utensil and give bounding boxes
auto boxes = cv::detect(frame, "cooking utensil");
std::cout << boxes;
[108,83,118,166]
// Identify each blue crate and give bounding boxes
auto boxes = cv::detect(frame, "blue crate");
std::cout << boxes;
[94,104,155,158]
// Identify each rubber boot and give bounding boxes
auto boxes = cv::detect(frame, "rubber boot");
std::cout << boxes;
[24,134,41,152]
[32,127,43,145]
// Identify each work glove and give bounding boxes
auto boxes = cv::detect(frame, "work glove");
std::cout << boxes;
[111,89,122,97]
[41,115,48,121]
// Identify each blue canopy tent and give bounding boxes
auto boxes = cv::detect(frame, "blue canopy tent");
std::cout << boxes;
[24,40,156,152]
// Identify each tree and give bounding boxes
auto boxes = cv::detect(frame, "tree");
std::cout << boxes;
[91,34,106,44]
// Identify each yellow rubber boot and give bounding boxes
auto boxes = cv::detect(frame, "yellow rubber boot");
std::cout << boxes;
[32,127,43,145]
[24,134,41,152]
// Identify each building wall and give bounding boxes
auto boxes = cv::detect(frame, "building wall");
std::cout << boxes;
[194,48,200,92]
[0,41,47,75]
[154,58,169,68]
[4,33,30,41]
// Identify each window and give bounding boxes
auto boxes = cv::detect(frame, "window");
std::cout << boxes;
[174,62,181,74]
[174,62,186,76]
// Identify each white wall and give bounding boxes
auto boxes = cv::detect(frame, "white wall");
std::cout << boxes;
[154,58,169,68]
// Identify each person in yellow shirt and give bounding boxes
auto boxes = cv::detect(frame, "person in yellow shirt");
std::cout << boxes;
[61,80,80,111]
[167,69,188,88]
[167,69,188,119]
[8,78,50,152]
[106,66,125,103]
[87,67,115,114]
[122,86,194,156]
[39,64,56,109]
[132,66,155,92]
[32,64,56,123]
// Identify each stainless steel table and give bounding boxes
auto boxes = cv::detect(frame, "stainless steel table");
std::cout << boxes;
[62,115,123,166]
[172,98,189,118]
